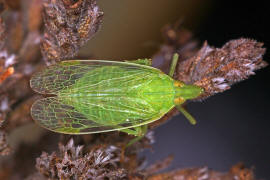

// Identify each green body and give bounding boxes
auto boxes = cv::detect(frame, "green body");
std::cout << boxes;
[61,66,175,127]
[30,56,203,137]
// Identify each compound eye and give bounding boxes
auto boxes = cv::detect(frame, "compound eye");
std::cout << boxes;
[174,97,185,105]
[174,80,184,87]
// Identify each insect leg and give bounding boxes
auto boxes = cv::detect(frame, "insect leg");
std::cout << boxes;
[123,125,148,147]
[124,58,152,66]
[120,128,140,135]
[168,53,179,77]
[176,105,197,125]
[119,125,148,163]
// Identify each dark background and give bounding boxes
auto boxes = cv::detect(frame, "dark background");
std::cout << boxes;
[144,1,270,179]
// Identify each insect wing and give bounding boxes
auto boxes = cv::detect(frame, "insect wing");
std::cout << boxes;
[31,97,158,134]
[30,60,158,95]
[30,60,163,134]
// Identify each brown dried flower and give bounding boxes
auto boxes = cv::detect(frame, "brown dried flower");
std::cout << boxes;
[0,16,5,50]
[153,22,267,100]
[148,164,255,180]
[177,39,267,99]
[0,130,11,155]
[41,0,103,64]
[34,139,257,180]
[36,138,129,179]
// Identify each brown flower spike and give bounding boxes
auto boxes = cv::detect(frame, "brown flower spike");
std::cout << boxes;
[34,138,256,180]
[177,39,267,99]
[0,130,11,156]
[41,0,103,64]
[36,139,129,179]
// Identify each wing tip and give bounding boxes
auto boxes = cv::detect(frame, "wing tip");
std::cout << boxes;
[30,72,53,94]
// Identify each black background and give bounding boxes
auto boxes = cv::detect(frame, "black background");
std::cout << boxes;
[144,0,270,179]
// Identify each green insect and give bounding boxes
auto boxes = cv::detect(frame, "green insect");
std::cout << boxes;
[30,54,203,146]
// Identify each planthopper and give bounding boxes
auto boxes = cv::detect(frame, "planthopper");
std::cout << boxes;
[30,54,204,146]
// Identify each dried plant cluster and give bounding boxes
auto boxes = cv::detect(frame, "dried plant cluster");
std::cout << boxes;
[0,0,267,179]
[0,130,11,155]
[178,39,267,99]
[35,139,129,179]
[41,0,103,64]
[31,138,255,180]
[153,23,267,99]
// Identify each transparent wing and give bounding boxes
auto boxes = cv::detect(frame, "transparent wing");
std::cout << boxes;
[31,97,161,134]
[30,60,158,95]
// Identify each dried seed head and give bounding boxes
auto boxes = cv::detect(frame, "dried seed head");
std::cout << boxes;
[0,130,12,156]
[177,39,267,99]
[35,138,129,179]
[41,0,103,65]
[0,17,5,50]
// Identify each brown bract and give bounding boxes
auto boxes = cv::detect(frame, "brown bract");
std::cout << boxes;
[36,138,129,179]
[148,163,254,180]
[0,17,5,49]
[153,23,267,100]
[33,138,256,180]
[41,0,103,64]
[0,130,11,155]
[178,39,267,99]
